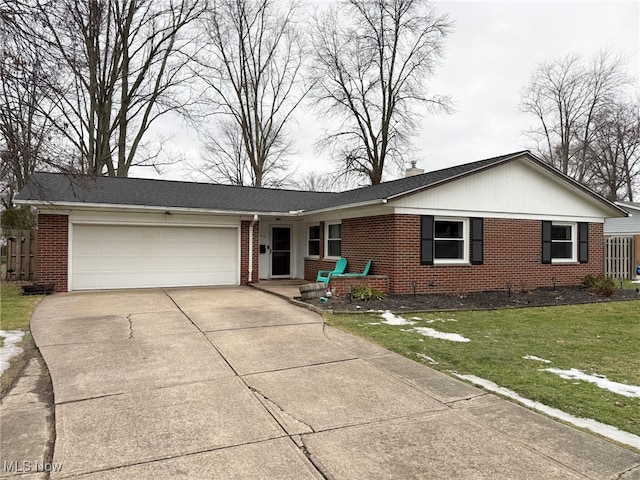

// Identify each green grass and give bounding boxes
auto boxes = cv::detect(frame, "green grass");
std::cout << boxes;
[1,284,43,331]
[0,283,44,395]
[326,301,640,437]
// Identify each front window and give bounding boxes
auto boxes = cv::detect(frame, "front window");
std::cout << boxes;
[326,223,341,257]
[551,223,576,262]
[434,219,468,263]
[308,225,320,257]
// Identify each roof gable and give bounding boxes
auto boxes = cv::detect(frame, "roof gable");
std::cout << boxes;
[390,156,624,219]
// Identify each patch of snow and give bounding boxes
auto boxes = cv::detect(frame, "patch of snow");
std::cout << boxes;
[425,318,458,324]
[544,368,640,398]
[366,322,381,325]
[455,374,640,450]
[523,355,552,364]
[415,353,439,364]
[0,330,25,377]
[380,311,416,326]
[413,327,470,343]
[410,317,422,321]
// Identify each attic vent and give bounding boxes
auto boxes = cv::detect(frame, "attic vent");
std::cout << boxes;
[405,161,425,177]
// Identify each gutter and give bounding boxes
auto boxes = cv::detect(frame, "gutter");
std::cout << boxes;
[12,199,299,218]
[299,198,389,216]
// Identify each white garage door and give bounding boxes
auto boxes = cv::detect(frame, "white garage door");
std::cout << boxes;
[71,224,239,290]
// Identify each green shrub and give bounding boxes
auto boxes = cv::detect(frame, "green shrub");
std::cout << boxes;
[581,274,616,297]
[349,285,386,301]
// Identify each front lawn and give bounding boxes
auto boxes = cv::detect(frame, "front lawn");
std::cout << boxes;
[0,284,44,395]
[326,301,640,438]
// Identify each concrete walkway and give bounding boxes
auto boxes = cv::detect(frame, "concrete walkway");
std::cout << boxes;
[20,287,640,479]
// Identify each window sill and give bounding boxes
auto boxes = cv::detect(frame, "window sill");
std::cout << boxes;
[551,260,578,265]
[323,256,341,262]
[304,255,320,261]
[433,260,470,266]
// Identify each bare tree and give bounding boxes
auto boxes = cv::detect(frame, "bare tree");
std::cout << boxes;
[28,0,206,177]
[520,50,630,183]
[195,0,309,188]
[198,118,291,188]
[291,170,351,192]
[0,1,58,209]
[587,100,640,201]
[309,0,453,185]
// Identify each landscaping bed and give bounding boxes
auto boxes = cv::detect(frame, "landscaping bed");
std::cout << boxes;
[309,285,640,312]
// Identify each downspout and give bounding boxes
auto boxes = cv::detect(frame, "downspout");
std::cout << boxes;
[248,214,259,283]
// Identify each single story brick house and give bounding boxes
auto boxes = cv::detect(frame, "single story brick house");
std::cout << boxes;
[15,151,626,294]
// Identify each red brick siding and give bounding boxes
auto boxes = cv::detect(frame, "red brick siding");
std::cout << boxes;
[328,276,389,297]
[240,220,259,285]
[37,214,69,292]
[306,215,605,295]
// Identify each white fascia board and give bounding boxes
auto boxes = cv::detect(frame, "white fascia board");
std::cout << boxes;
[392,207,607,223]
[299,198,388,216]
[14,199,297,218]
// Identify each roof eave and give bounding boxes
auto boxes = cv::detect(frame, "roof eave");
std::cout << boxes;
[300,198,389,216]
[13,199,297,217]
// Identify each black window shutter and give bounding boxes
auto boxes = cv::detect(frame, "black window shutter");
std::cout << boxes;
[578,222,589,263]
[471,217,484,265]
[421,215,434,265]
[541,220,552,264]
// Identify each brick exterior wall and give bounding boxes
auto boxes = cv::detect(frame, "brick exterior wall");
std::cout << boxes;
[240,220,260,285]
[37,214,69,292]
[328,276,389,297]
[305,214,605,295]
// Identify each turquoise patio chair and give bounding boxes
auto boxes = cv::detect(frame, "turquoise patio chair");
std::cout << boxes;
[316,257,347,283]
[341,260,372,277]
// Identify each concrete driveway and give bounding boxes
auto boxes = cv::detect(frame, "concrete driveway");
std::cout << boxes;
[31,287,639,479]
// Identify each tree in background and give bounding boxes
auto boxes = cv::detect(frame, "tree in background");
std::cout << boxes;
[196,0,308,188]
[309,0,453,185]
[586,99,640,201]
[28,0,205,177]
[0,0,57,210]
[520,50,638,200]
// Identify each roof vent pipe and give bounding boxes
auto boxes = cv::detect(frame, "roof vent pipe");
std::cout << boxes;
[405,161,425,177]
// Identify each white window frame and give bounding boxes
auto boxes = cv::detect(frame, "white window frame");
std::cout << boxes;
[434,217,469,265]
[551,222,577,263]
[307,224,320,258]
[325,222,342,259]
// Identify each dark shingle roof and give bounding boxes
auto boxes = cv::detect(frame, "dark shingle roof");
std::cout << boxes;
[15,173,339,213]
[15,151,531,213]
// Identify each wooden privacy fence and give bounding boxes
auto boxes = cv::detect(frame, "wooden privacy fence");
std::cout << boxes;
[604,236,635,279]
[4,229,37,282]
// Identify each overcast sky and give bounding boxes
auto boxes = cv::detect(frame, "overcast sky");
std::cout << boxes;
[143,0,640,184]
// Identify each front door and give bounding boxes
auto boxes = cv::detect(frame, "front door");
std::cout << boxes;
[271,227,291,277]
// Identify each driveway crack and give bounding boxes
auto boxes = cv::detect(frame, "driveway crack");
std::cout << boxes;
[126,314,134,339]
[248,385,316,434]
[298,435,334,480]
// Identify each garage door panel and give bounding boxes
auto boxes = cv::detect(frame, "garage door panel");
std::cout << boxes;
[72,225,239,290]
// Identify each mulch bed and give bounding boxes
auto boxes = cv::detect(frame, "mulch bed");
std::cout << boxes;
[306,286,640,312]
